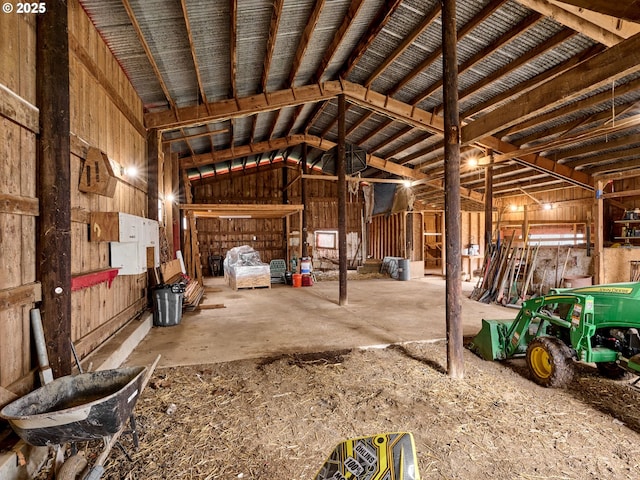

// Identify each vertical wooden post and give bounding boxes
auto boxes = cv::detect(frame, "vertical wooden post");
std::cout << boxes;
[37,0,72,377]
[172,152,180,257]
[442,0,463,379]
[338,94,348,306]
[301,144,309,258]
[147,128,160,221]
[594,180,604,283]
[484,160,493,246]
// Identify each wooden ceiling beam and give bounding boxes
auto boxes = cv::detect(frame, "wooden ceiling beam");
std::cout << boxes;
[411,12,543,106]
[477,136,593,189]
[461,43,604,119]
[121,0,177,115]
[511,104,616,146]
[488,113,640,165]
[261,0,285,92]
[364,3,441,88]
[516,0,625,45]
[384,133,436,161]
[163,128,229,144]
[549,1,640,33]
[454,29,576,113]
[289,0,326,86]
[503,75,640,136]
[565,145,640,168]
[339,0,404,79]
[229,0,238,98]
[314,0,366,82]
[369,126,414,154]
[388,0,507,97]
[346,110,374,136]
[180,0,209,111]
[462,32,640,144]
[550,132,640,161]
[145,80,445,133]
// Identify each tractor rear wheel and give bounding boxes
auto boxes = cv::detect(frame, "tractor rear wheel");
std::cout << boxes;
[526,336,574,388]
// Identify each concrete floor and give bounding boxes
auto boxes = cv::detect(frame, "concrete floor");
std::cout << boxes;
[124,275,516,368]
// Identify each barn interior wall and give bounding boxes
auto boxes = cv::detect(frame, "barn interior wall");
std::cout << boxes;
[67,0,150,362]
[0,11,38,398]
[192,170,363,271]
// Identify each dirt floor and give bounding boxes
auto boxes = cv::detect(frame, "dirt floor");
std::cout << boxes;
[46,340,640,479]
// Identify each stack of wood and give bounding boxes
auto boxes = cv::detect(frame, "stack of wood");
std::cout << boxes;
[182,280,205,311]
[470,232,541,305]
[157,258,204,311]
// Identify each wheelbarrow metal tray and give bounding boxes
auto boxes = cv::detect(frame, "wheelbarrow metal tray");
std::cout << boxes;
[0,366,146,446]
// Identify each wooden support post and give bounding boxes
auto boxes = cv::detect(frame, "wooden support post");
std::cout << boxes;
[484,160,493,246]
[338,94,348,306]
[594,180,604,283]
[37,1,72,377]
[442,0,463,379]
[172,152,180,257]
[147,128,160,221]
[301,143,309,258]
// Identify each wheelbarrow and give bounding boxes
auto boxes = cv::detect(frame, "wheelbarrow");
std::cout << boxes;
[0,356,159,479]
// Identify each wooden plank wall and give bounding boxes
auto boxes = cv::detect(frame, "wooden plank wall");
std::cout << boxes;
[498,187,593,237]
[0,11,38,398]
[67,0,149,360]
[192,170,363,270]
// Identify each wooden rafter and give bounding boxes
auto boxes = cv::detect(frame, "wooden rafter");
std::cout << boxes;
[180,0,209,111]
[230,0,238,98]
[462,32,640,144]
[502,75,640,137]
[363,3,441,88]
[163,128,229,144]
[145,80,445,134]
[261,0,284,92]
[304,101,330,134]
[453,29,576,114]
[339,0,404,79]
[397,141,450,166]
[587,157,640,175]
[385,133,432,160]
[569,1,640,23]
[411,12,543,105]
[566,145,640,168]
[388,0,507,97]
[512,103,618,145]
[288,0,326,86]
[249,115,258,144]
[550,132,640,161]
[478,137,593,189]
[314,0,366,82]
[346,111,374,136]
[121,0,177,114]
[369,126,414,154]
[516,0,626,46]
[461,43,605,119]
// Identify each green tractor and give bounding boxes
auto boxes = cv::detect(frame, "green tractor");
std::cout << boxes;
[469,282,640,387]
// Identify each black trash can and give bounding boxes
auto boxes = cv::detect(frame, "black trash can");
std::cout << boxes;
[152,283,185,327]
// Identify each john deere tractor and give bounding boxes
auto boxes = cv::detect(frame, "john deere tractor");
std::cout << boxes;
[469,282,640,387]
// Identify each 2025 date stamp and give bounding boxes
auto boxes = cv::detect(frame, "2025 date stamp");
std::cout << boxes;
[3,2,47,14]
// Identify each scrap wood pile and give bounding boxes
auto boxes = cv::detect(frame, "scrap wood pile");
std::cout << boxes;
[470,232,542,305]
[156,259,205,311]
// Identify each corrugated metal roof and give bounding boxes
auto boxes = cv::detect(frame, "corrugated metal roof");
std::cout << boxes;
[79,0,640,208]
